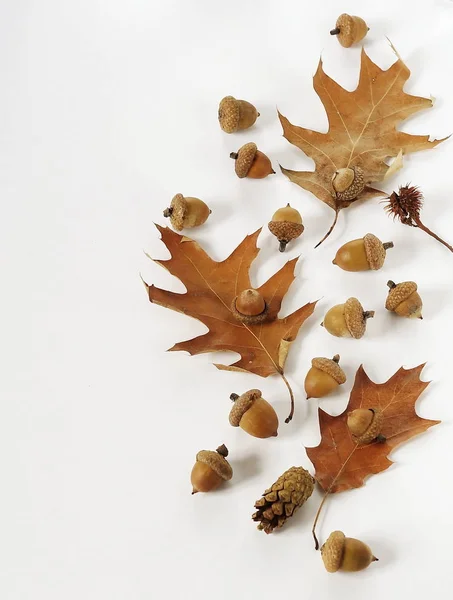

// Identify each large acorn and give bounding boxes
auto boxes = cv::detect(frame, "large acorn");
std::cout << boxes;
[333,234,394,272]
[304,355,346,399]
[322,531,378,572]
[229,389,278,438]
[268,204,304,252]
[347,408,385,444]
[332,167,365,203]
[231,288,269,325]
[322,298,375,339]
[230,142,275,179]
[163,194,211,231]
[218,96,259,133]
[385,280,423,319]
[330,14,369,48]
[191,444,233,494]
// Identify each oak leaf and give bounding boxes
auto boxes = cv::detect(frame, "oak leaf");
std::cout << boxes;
[306,364,439,494]
[144,226,317,421]
[279,48,447,245]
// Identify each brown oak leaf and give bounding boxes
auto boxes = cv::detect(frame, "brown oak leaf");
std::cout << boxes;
[279,48,447,245]
[144,226,317,421]
[306,364,440,494]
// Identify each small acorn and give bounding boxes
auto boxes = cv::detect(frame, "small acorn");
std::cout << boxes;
[230,142,275,179]
[232,288,269,324]
[333,234,394,271]
[330,14,369,48]
[385,280,423,319]
[332,167,366,203]
[163,194,211,231]
[321,297,374,339]
[268,204,304,252]
[347,408,385,444]
[191,444,233,494]
[304,355,346,399]
[322,531,378,573]
[229,389,279,438]
[218,96,259,133]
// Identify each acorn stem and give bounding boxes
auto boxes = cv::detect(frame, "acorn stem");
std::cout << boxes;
[163,207,173,218]
[363,311,375,319]
[332,354,340,363]
[315,210,339,248]
[230,393,239,402]
[216,444,228,458]
[376,434,387,443]
[330,27,341,35]
[230,152,238,160]
[279,240,288,252]
[387,280,396,290]
[383,242,394,250]
[413,216,453,253]
[281,373,295,424]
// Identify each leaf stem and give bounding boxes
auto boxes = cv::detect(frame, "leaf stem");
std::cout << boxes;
[413,216,453,253]
[281,373,295,423]
[315,210,339,248]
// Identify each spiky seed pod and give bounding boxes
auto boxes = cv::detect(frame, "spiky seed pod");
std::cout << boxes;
[304,355,346,399]
[268,204,304,252]
[332,167,365,203]
[322,297,375,339]
[322,531,378,572]
[218,96,259,133]
[163,194,211,231]
[191,444,233,494]
[385,280,423,319]
[232,289,269,324]
[330,14,369,48]
[230,142,275,179]
[229,389,279,438]
[347,408,385,444]
[252,467,314,534]
[333,233,394,271]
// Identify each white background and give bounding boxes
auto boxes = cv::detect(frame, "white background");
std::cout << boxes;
[2,0,453,598]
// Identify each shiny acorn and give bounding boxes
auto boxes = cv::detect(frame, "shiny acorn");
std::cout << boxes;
[304,355,346,399]
[333,234,394,271]
[191,444,233,494]
[322,531,378,572]
[385,280,423,319]
[218,96,259,133]
[163,194,211,231]
[229,389,279,438]
[347,408,385,444]
[268,204,304,252]
[322,298,375,339]
[230,142,275,179]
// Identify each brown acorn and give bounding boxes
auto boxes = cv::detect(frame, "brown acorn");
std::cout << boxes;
[218,96,259,133]
[330,14,369,48]
[385,280,423,319]
[321,531,378,572]
[231,289,269,324]
[268,204,304,252]
[230,142,275,179]
[333,234,394,272]
[304,355,346,399]
[347,408,385,444]
[332,167,366,203]
[163,194,211,231]
[191,444,233,494]
[229,389,278,438]
[321,298,374,339]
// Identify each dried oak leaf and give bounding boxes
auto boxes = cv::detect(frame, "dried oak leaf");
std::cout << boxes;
[306,364,439,493]
[144,226,317,421]
[279,48,447,246]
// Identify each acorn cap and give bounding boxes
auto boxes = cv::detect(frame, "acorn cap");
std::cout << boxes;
[233,142,257,178]
[218,96,240,133]
[335,166,365,203]
[196,447,233,481]
[268,221,304,241]
[363,233,386,270]
[166,193,187,231]
[312,355,346,384]
[344,297,372,339]
[229,389,261,426]
[386,281,418,311]
[322,531,345,573]
[355,409,384,445]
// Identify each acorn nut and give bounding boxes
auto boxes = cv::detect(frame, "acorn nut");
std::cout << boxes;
[218,96,259,133]
[304,355,346,399]
[163,194,211,231]
[268,204,304,252]
[385,280,423,319]
[322,531,378,572]
[229,389,279,438]
[232,289,269,324]
[230,142,275,179]
[333,234,394,272]
[332,167,366,203]
[321,297,374,339]
[191,444,233,494]
[330,14,369,48]
[347,408,385,444]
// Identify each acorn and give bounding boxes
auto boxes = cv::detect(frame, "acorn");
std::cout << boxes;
[231,288,269,325]
[333,234,394,271]
[304,355,346,399]
[229,389,278,438]
[191,444,233,494]
[332,167,365,203]
[163,194,211,231]
[385,280,423,319]
[321,531,378,573]
[230,142,275,179]
[218,96,259,133]
[330,14,369,48]
[268,204,304,252]
[321,297,374,339]
[347,408,385,444]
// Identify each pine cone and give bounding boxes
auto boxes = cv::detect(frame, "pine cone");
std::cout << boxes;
[252,466,314,534]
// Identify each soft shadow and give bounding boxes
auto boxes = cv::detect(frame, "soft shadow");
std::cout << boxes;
[231,452,263,485]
